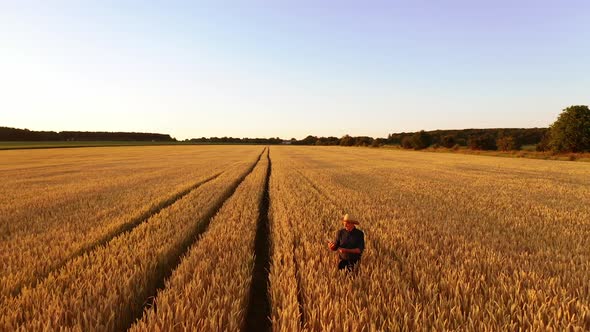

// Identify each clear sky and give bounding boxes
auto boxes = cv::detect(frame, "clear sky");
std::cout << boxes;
[1,1,588,140]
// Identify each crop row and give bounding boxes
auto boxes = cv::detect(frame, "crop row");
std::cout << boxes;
[0,146,261,299]
[2,145,588,331]
[272,146,590,330]
[269,147,415,331]
[0,149,263,331]
[131,148,270,331]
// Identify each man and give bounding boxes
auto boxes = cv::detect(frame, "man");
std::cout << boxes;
[328,214,365,272]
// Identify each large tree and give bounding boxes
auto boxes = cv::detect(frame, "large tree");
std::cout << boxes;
[468,134,497,150]
[339,135,354,146]
[549,105,590,152]
[496,136,520,151]
[410,130,432,150]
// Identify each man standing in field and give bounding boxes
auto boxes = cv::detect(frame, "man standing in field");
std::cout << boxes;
[328,214,365,272]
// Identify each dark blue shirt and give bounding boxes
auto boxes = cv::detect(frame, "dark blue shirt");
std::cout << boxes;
[333,228,365,261]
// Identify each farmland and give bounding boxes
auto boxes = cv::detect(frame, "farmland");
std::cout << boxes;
[0,141,182,150]
[1,146,589,331]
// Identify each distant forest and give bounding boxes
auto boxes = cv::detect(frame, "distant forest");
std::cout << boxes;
[2,126,548,150]
[187,137,284,145]
[385,128,548,150]
[290,127,549,151]
[191,128,549,150]
[0,127,175,142]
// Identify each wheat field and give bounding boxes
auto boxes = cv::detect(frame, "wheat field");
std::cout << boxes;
[0,146,261,300]
[1,145,588,331]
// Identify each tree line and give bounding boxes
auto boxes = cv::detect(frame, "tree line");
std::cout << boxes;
[187,137,283,144]
[3,105,588,152]
[0,127,175,142]
[290,105,590,153]
[286,129,545,150]
[386,127,547,151]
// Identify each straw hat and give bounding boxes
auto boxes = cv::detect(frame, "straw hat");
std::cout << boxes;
[341,214,359,225]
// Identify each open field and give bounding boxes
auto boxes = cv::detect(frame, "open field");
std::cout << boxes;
[0,146,261,299]
[0,141,187,150]
[0,141,274,150]
[1,146,589,331]
[269,147,590,331]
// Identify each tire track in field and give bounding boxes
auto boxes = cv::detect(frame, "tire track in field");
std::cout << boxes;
[243,149,272,332]
[10,169,226,298]
[123,148,266,331]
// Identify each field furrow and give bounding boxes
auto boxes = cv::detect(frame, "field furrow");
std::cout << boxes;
[244,150,272,332]
[0,146,262,299]
[131,148,270,332]
[0,148,264,331]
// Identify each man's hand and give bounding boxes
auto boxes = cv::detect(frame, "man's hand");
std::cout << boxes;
[328,241,336,250]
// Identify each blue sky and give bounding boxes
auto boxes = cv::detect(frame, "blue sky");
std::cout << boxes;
[1,1,588,140]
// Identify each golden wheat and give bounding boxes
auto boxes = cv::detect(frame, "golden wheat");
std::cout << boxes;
[2,145,588,331]
[0,148,263,331]
[131,149,269,331]
[268,146,590,331]
[0,146,260,299]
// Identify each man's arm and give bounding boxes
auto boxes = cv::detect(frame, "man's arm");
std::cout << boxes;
[328,230,341,251]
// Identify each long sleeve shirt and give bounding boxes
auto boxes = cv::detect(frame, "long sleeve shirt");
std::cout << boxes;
[333,228,365,261]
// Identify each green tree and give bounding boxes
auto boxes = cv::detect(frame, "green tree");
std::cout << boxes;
[441,135,456,148]
[300,135,318,145]
[354,136,373,146]
[339,135,354,146]
[549,105,590,152]
[371,138,384,147]
[411,130,432,150]
[496,136,520,151]
[401,136,413,149]
[536,133,551,151]
[468,134,496,150]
